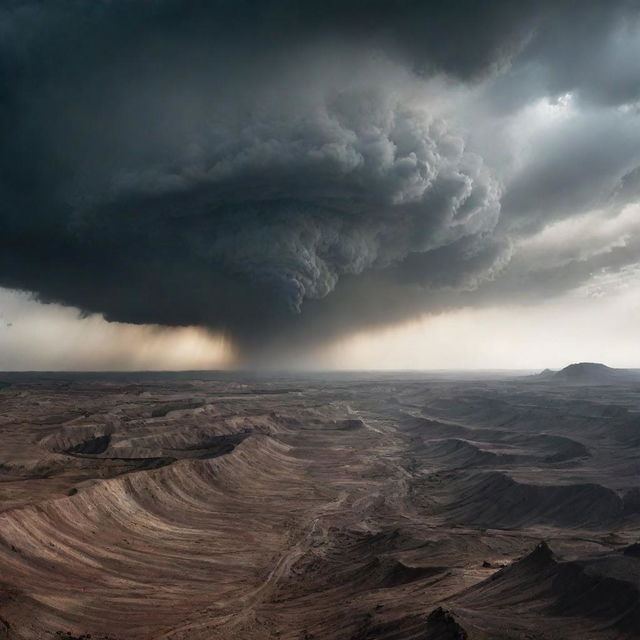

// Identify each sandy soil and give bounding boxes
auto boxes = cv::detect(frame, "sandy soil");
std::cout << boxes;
[0,371,638,639]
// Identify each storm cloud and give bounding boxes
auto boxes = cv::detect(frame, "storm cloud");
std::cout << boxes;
[2,0,640,360]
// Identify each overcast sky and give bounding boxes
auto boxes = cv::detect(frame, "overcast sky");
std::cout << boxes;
[1,1,639,370]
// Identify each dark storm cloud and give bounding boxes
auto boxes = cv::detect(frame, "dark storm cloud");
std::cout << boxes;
[1,0,640,358]
[477,4,640,112]
[501,109,640,231]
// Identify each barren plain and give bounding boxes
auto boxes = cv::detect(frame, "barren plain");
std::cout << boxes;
[0,370,638,639]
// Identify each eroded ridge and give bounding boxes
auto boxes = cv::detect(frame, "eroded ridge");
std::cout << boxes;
[0,372,638,639]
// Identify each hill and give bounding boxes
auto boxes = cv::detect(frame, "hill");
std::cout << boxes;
[534,362,640,385]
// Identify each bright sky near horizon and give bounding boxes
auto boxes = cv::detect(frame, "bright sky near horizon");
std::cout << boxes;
[1,277,638,371]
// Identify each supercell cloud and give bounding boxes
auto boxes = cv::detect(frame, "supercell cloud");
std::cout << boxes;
[1,1,640,358]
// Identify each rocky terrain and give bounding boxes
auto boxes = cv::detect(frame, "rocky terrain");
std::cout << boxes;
[0,370,638,639]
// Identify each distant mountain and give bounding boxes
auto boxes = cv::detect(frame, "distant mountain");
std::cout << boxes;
[533,362,640,385]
